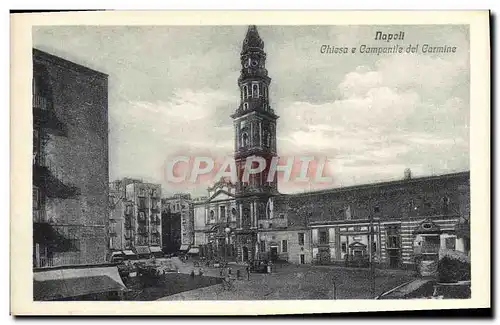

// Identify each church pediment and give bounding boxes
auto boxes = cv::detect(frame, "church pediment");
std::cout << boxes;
[207,189,235,203]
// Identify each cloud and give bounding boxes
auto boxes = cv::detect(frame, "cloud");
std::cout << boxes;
[275,47,469,193]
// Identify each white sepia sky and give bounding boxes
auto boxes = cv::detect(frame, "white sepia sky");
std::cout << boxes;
[33,25,470,197]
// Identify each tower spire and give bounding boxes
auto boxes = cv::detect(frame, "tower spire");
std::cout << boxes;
[233,24,278,197]
[242,25,264,52]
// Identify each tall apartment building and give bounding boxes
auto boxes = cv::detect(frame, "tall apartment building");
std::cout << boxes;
[32,49,109,267]
[162,193,193,253]
[124,182,163,257]
[108,178,142,254]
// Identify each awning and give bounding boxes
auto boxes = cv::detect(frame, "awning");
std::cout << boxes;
[111,251,124,257]
[122,250,136,256]
[149,246,162,253]
[187,248,199,254]
[135,246,151,255]
[33,265,127,301]
[179,245,190,251]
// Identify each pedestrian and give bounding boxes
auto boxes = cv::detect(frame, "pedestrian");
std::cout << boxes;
[219,268,223,277]
[198,268,203,277]
[228,267,232,276]
[246,265,250,281]
[190,270,195,278]
[236,269,241,280]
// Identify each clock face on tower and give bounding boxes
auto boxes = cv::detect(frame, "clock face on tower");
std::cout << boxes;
[250,60,258,67]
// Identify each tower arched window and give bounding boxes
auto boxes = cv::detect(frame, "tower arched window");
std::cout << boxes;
[266,133,271,147]
[252,83,259,98]
[241,132,249,148]
[243,102,248,111]
[242,85,249,99]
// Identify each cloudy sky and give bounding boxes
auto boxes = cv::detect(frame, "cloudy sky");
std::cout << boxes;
[33,25,470,196]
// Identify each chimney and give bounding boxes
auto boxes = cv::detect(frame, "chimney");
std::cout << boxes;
[404,168,412,180]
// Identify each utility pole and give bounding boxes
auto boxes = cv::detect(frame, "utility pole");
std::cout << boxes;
[369,212,376,299]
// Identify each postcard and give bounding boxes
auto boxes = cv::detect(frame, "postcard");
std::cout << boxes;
[10,10,490,315]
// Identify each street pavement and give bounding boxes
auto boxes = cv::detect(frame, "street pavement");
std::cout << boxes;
[156,258,416,300]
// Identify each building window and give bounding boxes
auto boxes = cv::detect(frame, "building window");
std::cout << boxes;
[252,83,259,98]
[210,210,215,221]
[33,129,40,165]
[282,240,288,253]
[138,197,146,209]
[298,233,305,246]
[372,242,377,253]
[341,243,347,253]
[386,226,401,249]
[259,224,263,229]
[319,231,328,245]
[241,132,249,147]
[260,240,266,252]
[442,196,450,213]
[445,237,456,250]
[243,85,248,99]
[374,206,380,213]
[269,223,273,228]
[33,187,39,210]
[220,206,226,221]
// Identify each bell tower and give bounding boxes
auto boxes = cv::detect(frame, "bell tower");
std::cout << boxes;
[231,25,279,197]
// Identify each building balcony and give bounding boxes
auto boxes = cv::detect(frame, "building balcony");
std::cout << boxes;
[258,218,287,229]
[151,216,161,225]
[33,95,67,136]
[231,101,277,120]
[33,222,77,253]
[33,162,81,199]
[33,209,47,223]
[239,67,269,78]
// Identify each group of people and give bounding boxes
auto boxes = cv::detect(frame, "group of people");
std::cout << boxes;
[190,267,204,277]
[218,265,251,281]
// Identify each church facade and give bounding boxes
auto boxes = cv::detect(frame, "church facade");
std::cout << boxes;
[192,26,470,269]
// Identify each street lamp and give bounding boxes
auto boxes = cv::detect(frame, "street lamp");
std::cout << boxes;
[224,226,231,262]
